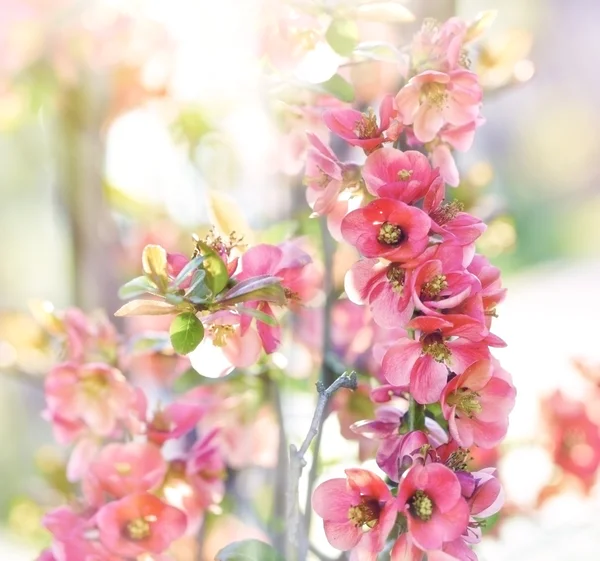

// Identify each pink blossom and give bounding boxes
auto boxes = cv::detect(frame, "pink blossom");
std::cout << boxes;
[381,316,495,404]
[90,441,167,498]
[345,258,415,329]
[324,95,395,153]
[43,506,118,561]
[44,362,137,437]
[397,463,470,551]
[341,199,431,262]
[410,18,468,74]
[411,244,480,317]
[396,70,482,143]
[467,255,506,328]
[147,400,204,445]
[362,147,443,204]
[312,469,396,555]
[441,359,516,448]
[96,493,187,557]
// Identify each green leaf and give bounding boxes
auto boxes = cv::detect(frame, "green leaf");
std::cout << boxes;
[237,306,278,326]
[326,19,359,56]
[185,269,209,299]
[173,255,205,288]
[318,74,355,103]
[215,275,287,306]
[215,540,284,561]
[118,276,158,300]
[169,312,205,355]
[196,240,229,295]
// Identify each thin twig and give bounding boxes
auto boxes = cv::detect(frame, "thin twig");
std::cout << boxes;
[271,374,289,553]
[286,371,358,561]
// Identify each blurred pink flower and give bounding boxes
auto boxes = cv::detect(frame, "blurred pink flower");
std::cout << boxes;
[96,493,186,558]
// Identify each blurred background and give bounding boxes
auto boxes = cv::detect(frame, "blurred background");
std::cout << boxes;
[1,0,600,559]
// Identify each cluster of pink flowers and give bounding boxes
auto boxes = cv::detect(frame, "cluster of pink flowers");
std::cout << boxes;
[308,16,516,561]
[39,234,318,560]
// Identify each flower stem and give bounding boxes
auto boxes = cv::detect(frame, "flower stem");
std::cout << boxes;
[407,395,426,432]
[286,371,358,561]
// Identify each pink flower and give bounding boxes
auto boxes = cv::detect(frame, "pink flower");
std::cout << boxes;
[381,316,494,404]
[312,469,396,555]
[147,401,204,445]
[345,258,415,329]
[467,255,506,328]
[43,506,118,561]
[341,199,431,262]
[411,244,480,317]
[396,70,482,143]
[305,132,361,216]
[397,463,470,551]
[430,119,484,187]
[96,493,187,557]
[324,95,395,153]
[90,441,167,498]
[44,362,136,437]
[362,147,443,204]
[441,359,515,448]
[410,18,468,74]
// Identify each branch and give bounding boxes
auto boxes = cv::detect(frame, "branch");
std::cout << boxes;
[285,371,358,561]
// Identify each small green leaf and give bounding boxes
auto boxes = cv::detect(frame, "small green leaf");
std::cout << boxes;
[169,312,205,355]
[318,74,355,103]
[238,306,278,326]
[353,41,402,63]
[215,540,284,561]
[326,19,359,56]
[118,276,158,300]
[196,240,229,295]
[173,255,205,288]
[215,275,287,306]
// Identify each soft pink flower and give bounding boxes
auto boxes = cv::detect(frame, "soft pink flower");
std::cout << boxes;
[441,359,516,448]
[147,400,204,445]
[43,506,118,561]
[381,315,495,404]
[362,147,443,204]
[467,254,506,328]
[345,258,415,329]
[341,199,431,262]
[396,70,482,143]
[324,95,395,153]
[411,244,480,317]
[410,18,468,74]
[90,441,167,498]
[44,362,137,437]
[96,493,187,557]
[397,463,470,551]
[312,469,396,555]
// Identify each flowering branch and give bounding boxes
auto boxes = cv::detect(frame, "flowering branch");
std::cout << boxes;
[286,371,358,560]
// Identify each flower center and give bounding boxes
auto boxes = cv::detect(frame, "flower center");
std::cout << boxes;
[421,333,451,363]
[421,274,448,299]
[347,497,381,530]
[377,222,405,246]
[126,517,153,540]
[209,324,235,347]
[397,169,413,181]
[150,409,173,432]
[410,490,433,521]
[430,200,464,225]
[422,82,448,109]
[446,448,470,471]
[447,387,482,417]
[81,374,108,398]
[386,264,406,293]
[354,109,379,139]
